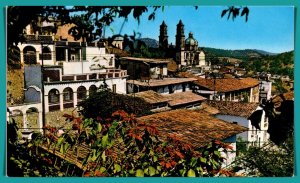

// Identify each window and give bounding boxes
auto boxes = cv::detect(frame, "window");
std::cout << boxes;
[63,88,73,101]
[112,84,116,93]
[89,85,97,95]
[77,86,87,100]
[109,57,113,66]
[168,85,174,94]
[71,54,75,61]
[49,89,59,103]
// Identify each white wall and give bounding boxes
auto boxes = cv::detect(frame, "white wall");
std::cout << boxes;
[199,51,206,66]
[44,77,127,112]
[156,83,189,95]
[85,47,115,67]
[260,81,272,100]
[216,114,249,141]
[149,64,168,78]
[221,135,237,168]
[215,107,269,147]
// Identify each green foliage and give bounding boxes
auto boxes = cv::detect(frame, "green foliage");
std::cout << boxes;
[7,118,82,177]
[78,90,152,119]
[273,79,288,94]
[221,6,249,22]
[236,137,248,156]
[241,51,294,79]
[7,6,161,47]
[7,109,233,177]
[237,137,294,176]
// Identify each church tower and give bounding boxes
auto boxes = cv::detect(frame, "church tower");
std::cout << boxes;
[175,20,185,51]
[159,21,168,50]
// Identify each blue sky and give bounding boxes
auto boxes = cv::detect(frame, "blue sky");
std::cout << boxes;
[105,6,294,53]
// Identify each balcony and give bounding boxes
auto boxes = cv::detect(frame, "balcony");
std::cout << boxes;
[25,35,53,42]
[45,69,127,83]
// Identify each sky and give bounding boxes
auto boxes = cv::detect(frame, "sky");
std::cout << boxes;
[104,6,294,54]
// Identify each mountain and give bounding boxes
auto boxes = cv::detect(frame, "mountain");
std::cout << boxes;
[203,47,278,59]
[138,38,159,48]
[250,49,278,56]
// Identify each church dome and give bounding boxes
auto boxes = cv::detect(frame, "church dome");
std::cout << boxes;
[185,32,198,46]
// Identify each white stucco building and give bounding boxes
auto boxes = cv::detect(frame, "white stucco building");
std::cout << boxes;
[204,101,269,147]
[9,35,128,132]
[22,44,128,113]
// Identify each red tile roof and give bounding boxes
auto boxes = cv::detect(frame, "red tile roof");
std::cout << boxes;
[164,91,206,106]
[128,90,170,104]
[127,78,197,87]
[204,100,260,118]
[194,77,259,92]
[138,109,247,147]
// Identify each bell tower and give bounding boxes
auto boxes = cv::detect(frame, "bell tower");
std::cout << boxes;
[159,21,168,50]
[175,20,185,51]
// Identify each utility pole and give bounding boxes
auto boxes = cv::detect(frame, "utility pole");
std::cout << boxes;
[41,42,47,134]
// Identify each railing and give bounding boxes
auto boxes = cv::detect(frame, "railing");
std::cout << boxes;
[39,53,52,60]
[63,101,74,108]
[25,35,53,42]
[46,70,127,82]
[48,103,60,111]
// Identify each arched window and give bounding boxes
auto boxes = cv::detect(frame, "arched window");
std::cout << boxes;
[48,89,60,104]
[40,46,52,60]
[63,87,74,108]
[23,46,37,64]
[89,85,97,96]
[77,86,87,101]
[63,87,73,101]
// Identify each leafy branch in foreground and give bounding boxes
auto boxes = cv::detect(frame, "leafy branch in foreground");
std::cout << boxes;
[8,109,234,177]
[221,6,249,22]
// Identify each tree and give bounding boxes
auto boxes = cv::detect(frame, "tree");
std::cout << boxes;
[240,93,294,176]
[77,90,153,119]
[273,79,288,94]
[235,137,294,176]
[221,6,250,22]
[7,6,163,47]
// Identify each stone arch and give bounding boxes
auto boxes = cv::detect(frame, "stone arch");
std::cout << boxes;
[26,107,39,129]
[77,86,87,102]
[63,87,74,108]
[48,88,60,111]
[89,85,97,96]
[23,46,37,64]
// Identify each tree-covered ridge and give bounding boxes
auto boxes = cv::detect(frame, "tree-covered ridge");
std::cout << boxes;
[202,46,294,79]
[240,51,294,79]
[203,47,278,59]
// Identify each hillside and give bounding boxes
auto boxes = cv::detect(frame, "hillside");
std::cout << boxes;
[138,38,159,48]
[240,51,294,79]
[203,47,278,59]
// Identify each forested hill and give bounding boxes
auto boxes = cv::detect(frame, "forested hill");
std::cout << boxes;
[203,47,278,59]
[240,51,294,79]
